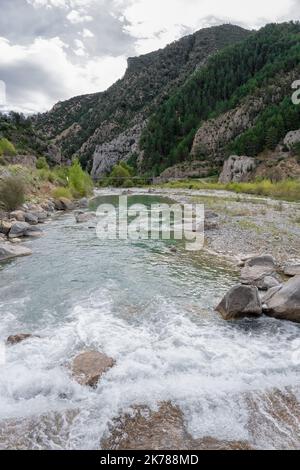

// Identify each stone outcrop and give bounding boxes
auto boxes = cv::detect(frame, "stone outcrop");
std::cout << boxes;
[8,222,30,239]
[216,285,262,320]
[92,121,146,178]
[71,351,115,387]
[154,160,214,183]
[283,263,300,277]
[219,155,256,184]
[262,275,300,323]
[283,129,300,150]
[54,198,75,211]
[0,243,32,261]
[7,155,37,167]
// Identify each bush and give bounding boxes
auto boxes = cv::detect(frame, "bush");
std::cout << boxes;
[36,156,49,170]
[0,138,17,156]
[0,176,25,210]
[108,164,131,187]
[68,159,93,197]
[52,187,73,200]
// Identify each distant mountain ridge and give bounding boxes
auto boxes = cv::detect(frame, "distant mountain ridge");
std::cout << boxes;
[35,24,251,175]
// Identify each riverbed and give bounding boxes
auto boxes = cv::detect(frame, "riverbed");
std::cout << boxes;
[0,193,299,449]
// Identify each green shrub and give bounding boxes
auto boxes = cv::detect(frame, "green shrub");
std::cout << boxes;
[123,179,134,188]
[68,159,93,197]
[0,176,25,210]
[52,187,73,200]
[36,156,49,170]
[0,138,17,156]
[108,164,131,187]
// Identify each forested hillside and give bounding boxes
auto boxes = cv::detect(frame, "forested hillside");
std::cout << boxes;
[140,22,300,175]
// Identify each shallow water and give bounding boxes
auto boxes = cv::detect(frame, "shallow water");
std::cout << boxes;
[0,194,299,449]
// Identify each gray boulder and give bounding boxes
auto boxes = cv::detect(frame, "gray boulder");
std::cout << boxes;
[240,255,278,289]
[8,222,30,238]
[77,198,89,209]
[54,198,75,211]
[24,212,39,225]
[24,226,43,238]
[283,129,300,150]
[219,155,256,184]
[0,243,32,261]
[216,285,262,320]
[0,220,12,235]
[262,275,300,323]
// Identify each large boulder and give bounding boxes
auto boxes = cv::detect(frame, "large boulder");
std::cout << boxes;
[71,351,115,387]
[219,155,256,184]
[216,285,262,320]
[24,212,39,225]
[8,221,30,238]
[262,275,300,323]
[0,243,32,261]
[240,255,278,289]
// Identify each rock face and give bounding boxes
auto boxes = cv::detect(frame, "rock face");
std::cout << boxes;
[262,275,300,323]
[8,155,37,167]
[283,129,300,150]
[240,255,278,289]
[191,96,265,162]
[92,121,146,178]
[219,155,256,184]
[101,402,251,450]
[154,160,214,182]
[216,285,262,320]
[71,351,115,387]
[0,243,32,261]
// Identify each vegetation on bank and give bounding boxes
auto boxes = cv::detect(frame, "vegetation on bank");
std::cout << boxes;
[161,178,300,201]
[0,160,93,212]
[98,162,149,188]
[141,22,300,174]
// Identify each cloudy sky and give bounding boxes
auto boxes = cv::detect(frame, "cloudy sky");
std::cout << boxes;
[0,0,298,114]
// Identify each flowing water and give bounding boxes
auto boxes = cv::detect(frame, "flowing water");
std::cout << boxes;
[0,194,299,449]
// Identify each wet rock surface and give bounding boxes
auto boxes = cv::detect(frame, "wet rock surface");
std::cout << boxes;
[71,351,115,387]
[262,275,300,323]
[101,402,252,450]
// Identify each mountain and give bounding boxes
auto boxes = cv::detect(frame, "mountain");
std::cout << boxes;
[34,24,251,176]
[140,22,300,178]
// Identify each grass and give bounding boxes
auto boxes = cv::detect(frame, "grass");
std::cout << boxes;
[0,175,25,211]
[52,187,73,200]
[160,178,300,202]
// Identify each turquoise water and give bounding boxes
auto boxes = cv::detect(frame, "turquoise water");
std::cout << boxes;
[0,194,299,449]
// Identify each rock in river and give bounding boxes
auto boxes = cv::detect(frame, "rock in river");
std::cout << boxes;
[240,254,278,289]
[71,351,115,387]
[8,221,30,239]
[216,284,262,320]
[262,275,300,323]
[0,243,32,261]
[7,334,33,345]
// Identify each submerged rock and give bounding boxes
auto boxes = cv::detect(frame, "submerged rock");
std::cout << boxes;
[0,243,32,261]
[216,285,262,320]
[74,211,96,224]
[6,333,34,345]
[71,351,115,387]
[262,275,300,323]
[101,402,251,450]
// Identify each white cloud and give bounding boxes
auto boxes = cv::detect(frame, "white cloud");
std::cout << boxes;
[67,9,93,24]
[0,37,127,113]
[123,0,296,54]
[81,28,94,38]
